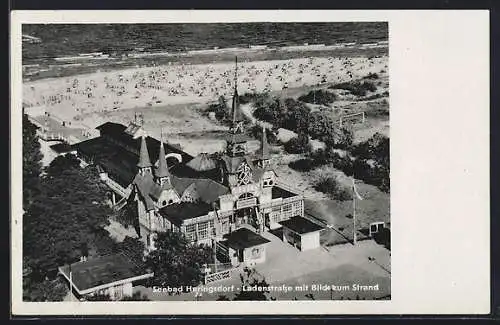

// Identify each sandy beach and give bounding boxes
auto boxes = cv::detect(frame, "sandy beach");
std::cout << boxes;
[23,56,388,126]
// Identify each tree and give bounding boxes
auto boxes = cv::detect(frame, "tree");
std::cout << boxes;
[23,276,68,302]
[116,236,145,265]
[284,133,312,154]
[45,153,81,177]
[307,111,335,141]
[23,114,43,208]
[336,126,354,150]
[23,156,112,278]
[298,89,336,105]
[282,99,310,133]
[314,176,351,201]
[145,231,212,289]
[233,267,271,301]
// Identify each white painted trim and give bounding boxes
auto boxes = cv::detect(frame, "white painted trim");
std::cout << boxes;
[58,267,153,295]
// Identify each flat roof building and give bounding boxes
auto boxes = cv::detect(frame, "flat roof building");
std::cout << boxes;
[58,253,153,301]
[279,216,324,251]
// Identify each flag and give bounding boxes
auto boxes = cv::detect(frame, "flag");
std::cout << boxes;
[352,178,364,201]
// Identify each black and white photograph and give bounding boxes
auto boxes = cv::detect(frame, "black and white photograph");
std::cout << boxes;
[20,21,390,302]
[11,10,490,316]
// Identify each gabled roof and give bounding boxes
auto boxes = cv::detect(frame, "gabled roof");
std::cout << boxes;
[133,170,229,207]
[132,173,159,210]
[158,202,212,226]
[223,228,270,250]
[186,153,218,172]
[220,154,257,175]
[170,176,230,204]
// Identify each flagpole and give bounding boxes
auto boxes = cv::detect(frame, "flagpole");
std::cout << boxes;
[353,177,357,245]
[69,263,74,302]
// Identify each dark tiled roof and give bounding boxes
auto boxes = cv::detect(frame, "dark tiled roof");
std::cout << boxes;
[96,122,127,134]
[170,176,230,204]
[272,186,297,199]
[186,153,218,171]
[220,155,257,174]
[58,253,150,293]
[155,142,169,178]
[50,142,74,154]
[137,136,152,168]
[132,173,167,210]
[72,122,194,188]
[158,202,212,226]
[279,216,324,234]
[171,164,223,183]
[224,228,270,250]
[72,137,138,188]
[95,122,193,165]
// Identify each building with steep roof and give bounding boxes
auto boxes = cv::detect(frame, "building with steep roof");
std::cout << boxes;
[72,58,305,265]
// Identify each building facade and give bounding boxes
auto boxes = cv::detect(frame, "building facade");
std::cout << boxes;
[73,60,305,258]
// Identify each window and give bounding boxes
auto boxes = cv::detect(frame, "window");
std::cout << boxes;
[185,224,196,241]
[162,200,167,206]
[209,220,215,236]
[168,199,173,204]
[197,222,209,240]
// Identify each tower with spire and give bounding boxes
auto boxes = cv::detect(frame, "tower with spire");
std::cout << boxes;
[226,56,246,158]
[155,129,171,187]
[137,135,152,176]
[256,126,270,169]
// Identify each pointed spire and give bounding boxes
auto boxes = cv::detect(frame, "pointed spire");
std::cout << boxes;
[231,56,243,126]
[260,125,270,160]
[155,129,169,179]
[137,135,152,169]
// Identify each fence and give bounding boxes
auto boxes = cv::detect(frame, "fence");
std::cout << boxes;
[338,112,366,127]
[204,268,233,285]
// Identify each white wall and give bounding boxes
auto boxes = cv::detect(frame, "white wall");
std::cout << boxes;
[300,231,320,251]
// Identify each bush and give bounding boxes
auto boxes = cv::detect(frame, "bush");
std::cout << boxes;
[298,89,337,105]
[284,133,312,154]
[330,81,377,97]
[364,72,379,80]
[288,158,315,172]
[248,125,278,144]
[314,176,351,201]
[351,133,389,163]
[307,111,336,142]
[206,96,229,122]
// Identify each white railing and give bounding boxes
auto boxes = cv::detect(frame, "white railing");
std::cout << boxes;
[103,176,131,199]
[113,197,128,211]
[204,268,233,285]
